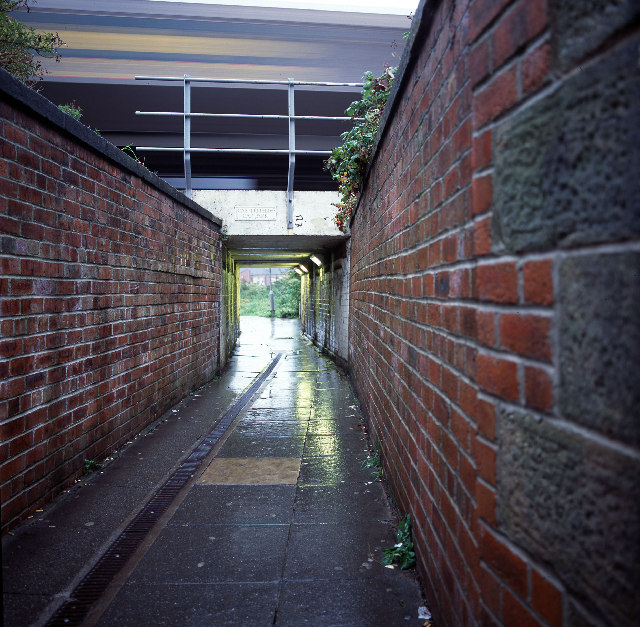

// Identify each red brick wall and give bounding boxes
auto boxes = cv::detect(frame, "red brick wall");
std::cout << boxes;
[0,72,224,531]
[350,0,639,625]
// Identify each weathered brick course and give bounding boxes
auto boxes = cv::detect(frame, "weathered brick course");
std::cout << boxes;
[0,70,226,530]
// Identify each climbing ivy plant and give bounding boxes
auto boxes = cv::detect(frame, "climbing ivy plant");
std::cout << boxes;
[325,66,396,232]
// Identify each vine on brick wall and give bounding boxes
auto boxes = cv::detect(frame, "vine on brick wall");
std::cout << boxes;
[325,66,396,233]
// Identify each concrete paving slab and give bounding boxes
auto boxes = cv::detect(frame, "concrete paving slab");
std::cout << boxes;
[311,404,361,421]
[198,458,301,485]
[231,349,271,356]
[257,384,313,396]
[217,435,306,458]
[276,577,424,626]
[96,582,279,626]
[305,423,367,442]
[283,522,395,580]
[299,455,374,486]
[242,407,311,422]
[128,524,289,584]
[258,386,315,399]
[312,393,362,407]
[315,372,349,385]
[303,434,370,458]
[222,379,260,393]
[314,377,352,389]
[293,484,391,523]
[169,485,296,525]
[307,419,364,431]
[273,370,320,380]
[251,396,313,409]
[225,356,272,370]
[277,364,322,373]
[3,593,51,627]
[233,419,309,439]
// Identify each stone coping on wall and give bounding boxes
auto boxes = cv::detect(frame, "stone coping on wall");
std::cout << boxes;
[0,66,222,228]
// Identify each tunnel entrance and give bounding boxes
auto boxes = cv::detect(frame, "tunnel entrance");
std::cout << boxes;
[238,266,300,319]
[225,235,351,370]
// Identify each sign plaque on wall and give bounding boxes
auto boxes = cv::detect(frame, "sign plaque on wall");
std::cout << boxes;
[234,206,277,221]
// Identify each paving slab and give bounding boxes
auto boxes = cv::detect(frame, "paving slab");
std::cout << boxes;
[169,485,296,525]
[216,435,307,458]
[303,435,371,458]
[311,403,361,421]
[232,418,309,439]
[283,522,396,580]
[198,458,301,485]
[306,418,365,435]
[276,577,423,626]
[299,455,375,486]
[97,582,279,627]
[251,396,314,409]
[293,483,391,523]
[128,524,289,584]
[242,406,311,419]
[3,593,51,627]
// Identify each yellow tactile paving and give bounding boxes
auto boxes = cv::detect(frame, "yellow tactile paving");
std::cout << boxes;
[198,458,301,485]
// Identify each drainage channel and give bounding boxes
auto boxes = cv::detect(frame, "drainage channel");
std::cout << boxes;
[45,352,283,627]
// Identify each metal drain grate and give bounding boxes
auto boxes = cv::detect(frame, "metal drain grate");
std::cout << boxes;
[46,353,283,626]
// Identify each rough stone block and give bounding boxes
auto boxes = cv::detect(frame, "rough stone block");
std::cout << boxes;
[492,39,640,253]
[553,0,640,70]
[559,252,640,445]
[497,410,640,626]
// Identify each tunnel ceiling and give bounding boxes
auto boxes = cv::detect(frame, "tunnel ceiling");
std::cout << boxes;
[228,234,347,267]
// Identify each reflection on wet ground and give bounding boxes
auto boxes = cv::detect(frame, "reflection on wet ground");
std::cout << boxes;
[94,316,425,625]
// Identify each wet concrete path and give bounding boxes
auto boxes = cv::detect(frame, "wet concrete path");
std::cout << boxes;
[3,317,424,626]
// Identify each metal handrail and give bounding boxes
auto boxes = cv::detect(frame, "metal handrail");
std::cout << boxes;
[134,74,362,229]
[135,75,364,87]
[136,112,356,121]
[135,148,332,154]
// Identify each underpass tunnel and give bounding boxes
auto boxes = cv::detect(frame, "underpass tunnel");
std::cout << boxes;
[223,235,350,368]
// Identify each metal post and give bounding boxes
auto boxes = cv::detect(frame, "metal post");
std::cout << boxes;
[183,74,192,198]
[269,267,275,315]
[287,78,295,230]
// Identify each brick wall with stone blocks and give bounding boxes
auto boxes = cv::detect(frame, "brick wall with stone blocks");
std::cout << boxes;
[348,0,639,625]
[0,70,225,531]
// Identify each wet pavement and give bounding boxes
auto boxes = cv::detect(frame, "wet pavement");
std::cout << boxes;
[3,317,425,626]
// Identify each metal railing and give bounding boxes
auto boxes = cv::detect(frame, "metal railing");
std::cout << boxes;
[134,75,362,229]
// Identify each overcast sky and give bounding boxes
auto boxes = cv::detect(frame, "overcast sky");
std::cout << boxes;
[147,0,419,16]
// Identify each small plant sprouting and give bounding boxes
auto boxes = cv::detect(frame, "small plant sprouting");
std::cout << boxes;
[83,459,101,475]
[58,102,83,120]
[120,144,144,165]
[382,513,416,570]
[361,445,383,479]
